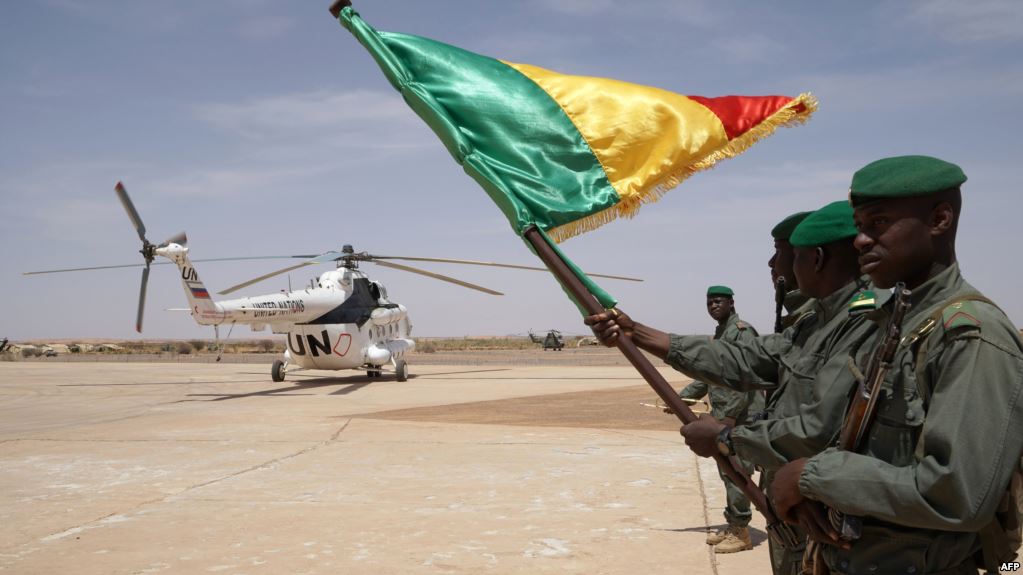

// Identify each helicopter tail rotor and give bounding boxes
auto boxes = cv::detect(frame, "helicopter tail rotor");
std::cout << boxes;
[160,231,188,248]
[115,182,158,333]
[136,264,150,333]
[115,181,147,244]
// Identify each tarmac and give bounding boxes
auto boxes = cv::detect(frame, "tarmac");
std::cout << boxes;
[0,360,770,574]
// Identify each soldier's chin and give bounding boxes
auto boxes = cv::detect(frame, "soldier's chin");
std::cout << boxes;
[860,261,890,288]
[867,270,897,289]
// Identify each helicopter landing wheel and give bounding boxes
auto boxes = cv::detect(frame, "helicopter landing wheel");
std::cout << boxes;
[271,359,286,382]
[368,369,382,378]
[395,359,408,382]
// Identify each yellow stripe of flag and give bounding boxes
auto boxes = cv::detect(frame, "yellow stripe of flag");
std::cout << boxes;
[505,62,729,208]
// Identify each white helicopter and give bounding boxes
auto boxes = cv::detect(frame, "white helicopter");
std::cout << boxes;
[26,183,641,383]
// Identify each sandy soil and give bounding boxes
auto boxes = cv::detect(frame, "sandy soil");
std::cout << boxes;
[0,360,762,575]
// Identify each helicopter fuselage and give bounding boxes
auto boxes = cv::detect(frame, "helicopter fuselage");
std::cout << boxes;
[156,243,415,371]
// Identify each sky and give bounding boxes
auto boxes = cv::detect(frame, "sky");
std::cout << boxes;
[2,0,1022,341]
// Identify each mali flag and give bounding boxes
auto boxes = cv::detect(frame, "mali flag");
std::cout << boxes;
[334,5,816,245]
[333,3,815,309]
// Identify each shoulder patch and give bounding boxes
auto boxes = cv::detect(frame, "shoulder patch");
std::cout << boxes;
[848,290,877,316]
[942,301,982,331]
[735,321,748,330]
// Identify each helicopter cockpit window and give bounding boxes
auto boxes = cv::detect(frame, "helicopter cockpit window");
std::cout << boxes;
[304,278,378,327]
[369,281,390,304]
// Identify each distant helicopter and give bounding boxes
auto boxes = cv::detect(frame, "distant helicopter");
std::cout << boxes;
[528,329,564,351]
[25,183,641,383]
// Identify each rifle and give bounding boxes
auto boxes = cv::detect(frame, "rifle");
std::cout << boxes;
[762,276,787,407]
[828,283,912,540]
[774,276,787,334]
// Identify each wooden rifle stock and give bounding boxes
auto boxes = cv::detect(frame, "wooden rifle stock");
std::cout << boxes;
[828,283,911,540]
[837,284,911,452]
[521,225,801,550]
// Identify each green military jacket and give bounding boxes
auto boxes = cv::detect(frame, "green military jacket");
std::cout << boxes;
[664,278,872,406]
[727,279,877,474]
[678,312,760,423]
[780,288,811,329]
[785,289,810,313]
[799,264,1023,574]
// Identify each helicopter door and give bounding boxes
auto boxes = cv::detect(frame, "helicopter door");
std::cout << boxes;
[285,325,361,370]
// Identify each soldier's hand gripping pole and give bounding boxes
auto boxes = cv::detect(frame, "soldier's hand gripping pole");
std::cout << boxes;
[328,0,352,19]
[521,225,801,550]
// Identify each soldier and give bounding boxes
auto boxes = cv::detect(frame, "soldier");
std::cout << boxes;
[682,201,876,574]
[585,200,876,574]
[677,285,760,553]
[770,211,813,331]
[766,211,814,408]
[769,156,1023,574]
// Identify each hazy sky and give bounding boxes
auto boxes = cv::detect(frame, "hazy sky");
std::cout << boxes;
[2,0,1021,341]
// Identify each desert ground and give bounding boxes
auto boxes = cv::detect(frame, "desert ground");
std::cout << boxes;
[0,350,774,574]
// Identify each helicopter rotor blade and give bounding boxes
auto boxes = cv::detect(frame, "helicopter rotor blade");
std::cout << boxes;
[215,250,348,295]
[160,231,188,247]
[372,260,503,296]
[136,264,150,333]
[307,251,344,264]
[24,262,170,275]
[371,255,643,282]
[23,255,315,276]
[218,261,316,295]
[115,182,147,244]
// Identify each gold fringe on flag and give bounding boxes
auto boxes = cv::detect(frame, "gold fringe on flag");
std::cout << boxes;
[547,93,819,243]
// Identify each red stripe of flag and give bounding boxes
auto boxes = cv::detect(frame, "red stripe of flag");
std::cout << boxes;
[687,95,800,140]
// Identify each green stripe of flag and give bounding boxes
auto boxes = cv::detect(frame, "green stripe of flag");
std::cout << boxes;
[340,9,619,235]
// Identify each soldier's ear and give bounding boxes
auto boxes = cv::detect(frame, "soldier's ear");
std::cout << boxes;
[814,247,826,272]
[929,201,955,236]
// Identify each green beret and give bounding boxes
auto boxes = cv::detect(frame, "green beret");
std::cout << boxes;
[849,155,966,207]
[790,200,858,247]
[771,211,812,240]
[707,285,734,297]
